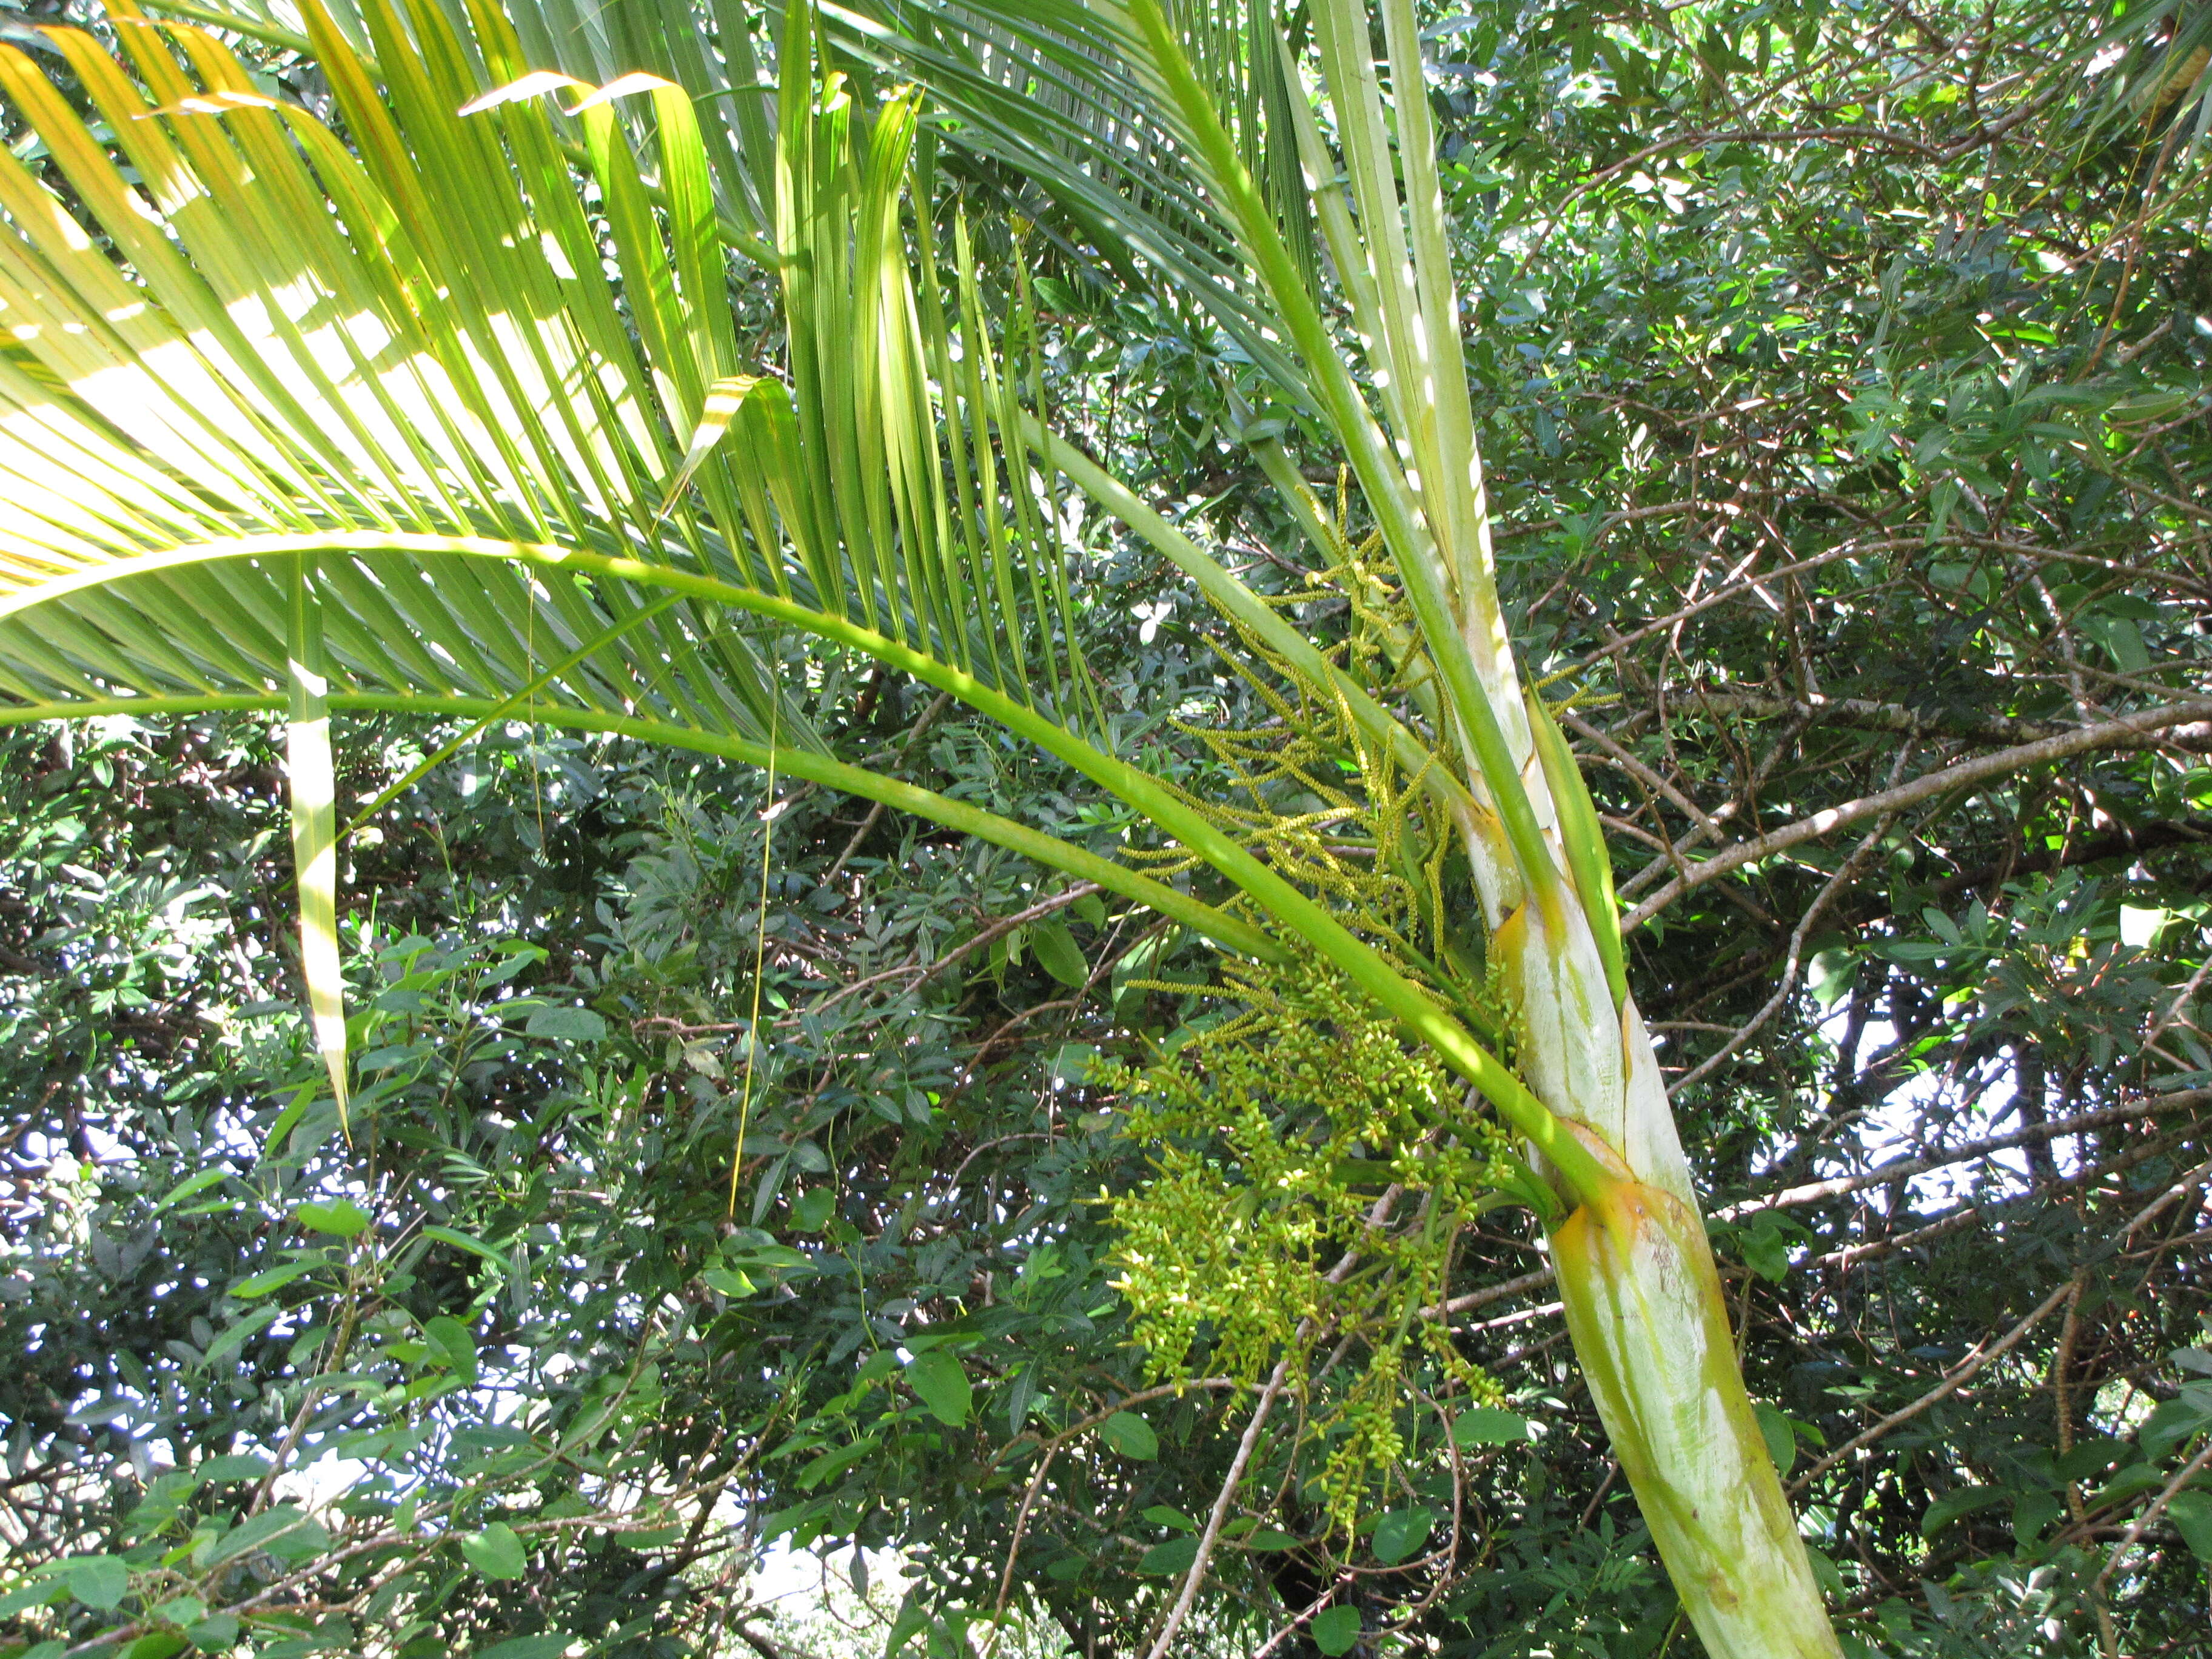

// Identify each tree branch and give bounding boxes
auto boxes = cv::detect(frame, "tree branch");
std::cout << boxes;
[1431,1091,2208,1324]
[1667,688,2192,749]
[1788,1276,2079,1493]
[1621,700,2212,929]
[1714,1091,2210,1219]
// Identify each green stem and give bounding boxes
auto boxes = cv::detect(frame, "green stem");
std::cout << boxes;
[0,689,1272,963]
[1119,0,1562,912]
[0,529,1607,1204]
[1034,421,1473,818]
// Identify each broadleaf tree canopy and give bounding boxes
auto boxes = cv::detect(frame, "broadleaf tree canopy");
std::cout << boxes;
[2,2,2208,1657]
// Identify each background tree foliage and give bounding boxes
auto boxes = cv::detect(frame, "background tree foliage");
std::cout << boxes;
[2,1,2209,1657]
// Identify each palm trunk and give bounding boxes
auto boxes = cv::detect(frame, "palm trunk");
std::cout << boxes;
[1553,1162,1842,1658]
[1494,867,1843,1658]
[1129,0,1854,1627]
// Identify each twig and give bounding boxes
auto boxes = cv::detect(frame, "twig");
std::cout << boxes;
[1711,1090,2207,1219]
[1667,687,2117,746]
[1434,1265,1557,1319]
[2091,1437,2212,1595]
[1141,1191,1401,1659]
[1429,1093,2204,1328]
[1667,781,1903,1096]
[1139,1355,1297,1659]
[1577,1461,1623,1529]
[1248,1577,1349,1659]
[2122,1156,2212,1241]
[822,690,955,882]
[1789,1277,2077,1493]
[810,882,1102,1016]
[1623,700,2212,930]
[976,1378,1241,1658]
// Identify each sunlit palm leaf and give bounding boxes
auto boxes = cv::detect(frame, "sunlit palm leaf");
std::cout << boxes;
[0,0,1205,1041]
[149,0,1316,389]
[830,0,1315,382]
[0,0,1583,1181]
[0,8,771,724]
[0,0,1112,729]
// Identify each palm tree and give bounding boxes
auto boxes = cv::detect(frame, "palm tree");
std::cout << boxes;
[0,0,1842,1651]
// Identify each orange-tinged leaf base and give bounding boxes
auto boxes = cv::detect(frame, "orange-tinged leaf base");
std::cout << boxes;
[1553,1179,1843,1659]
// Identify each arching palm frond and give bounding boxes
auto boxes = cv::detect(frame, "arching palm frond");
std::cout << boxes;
[0,0,1198,1053]
[143,0,1319,390]
[0,0,1592,1181]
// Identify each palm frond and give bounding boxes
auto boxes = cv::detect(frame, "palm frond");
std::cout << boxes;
[0,0,1099,729]
[0,0,1592,1190]
[144,0,1318,389]
[0,0,1232,988]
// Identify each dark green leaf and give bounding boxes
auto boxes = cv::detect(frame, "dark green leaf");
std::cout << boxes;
[903,1349,971,1427]
[195,1453,272,1484]
[1370,1506,1435,1565]
[2142,1383,2212,1460]
[1921,1486,2005,1537]
[294,1200,370,1238]
[150,1168,231,1214]
[230,1259,329,1298]
[525,1005,606,1041]
[2167,1490,2212,1562]
[0,1572,67,1618]
[1030,918,1088,987]
[67,1555,130,1610]
[1738,1213,1792,1282]
[1311,1605,1361,1656]
[1754,1403,1797,1476]
[203,1506,329,1566]
[702,1266,756,1298]
[421,1225,509,1265]
[187,1615,241,1651]
[1101,1410,1158,1460]
[1450,1407,1530,1446]
[478,1637,575,1659]
[423,1315,479,1384]
[458,1522,528,1581]
[1138,1537,1198,1576]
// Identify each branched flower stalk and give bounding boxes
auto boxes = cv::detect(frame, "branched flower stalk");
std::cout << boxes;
[1105,957,1515,1532]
